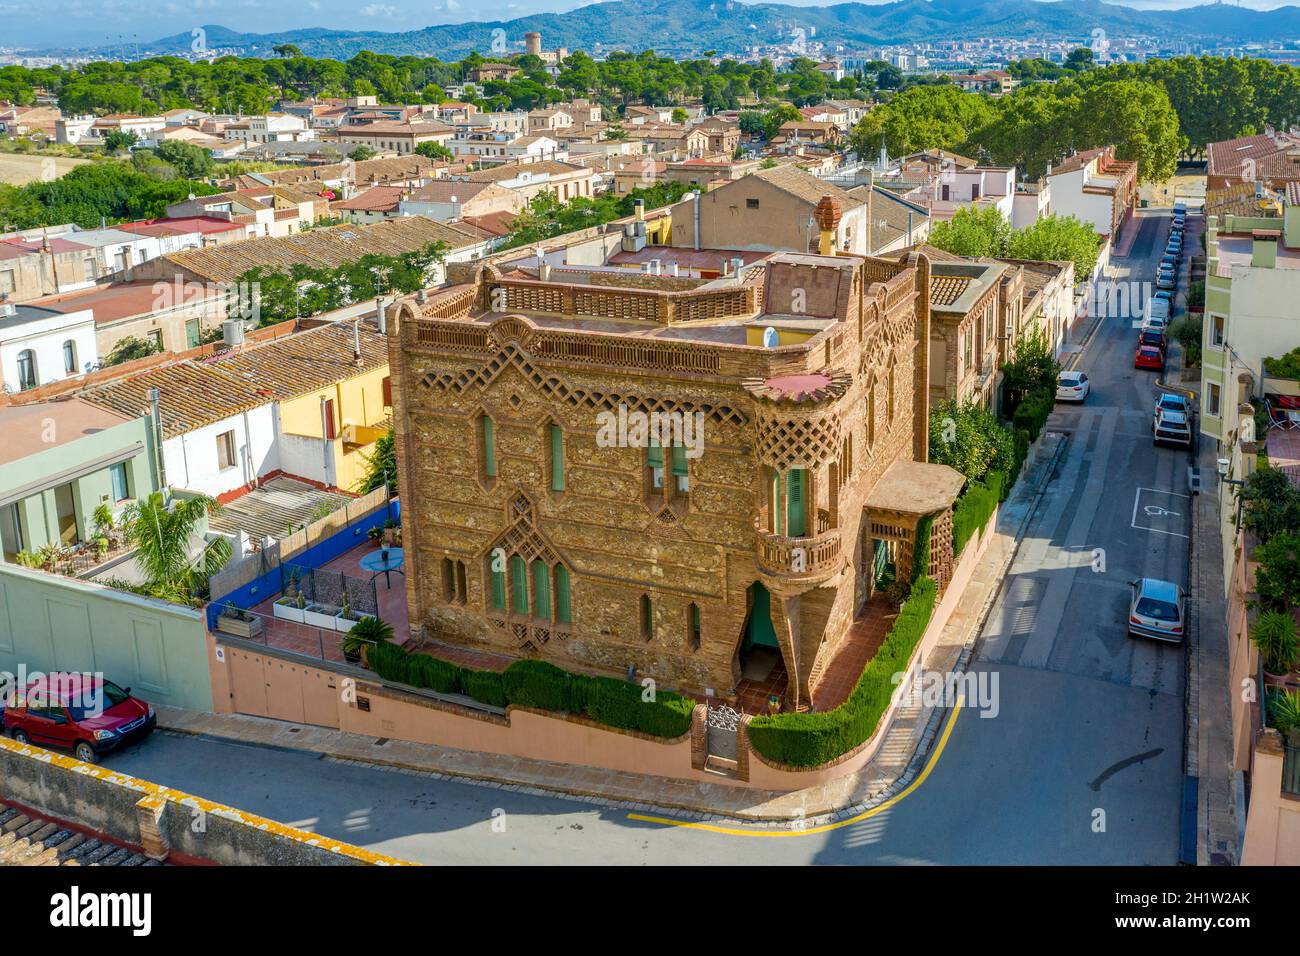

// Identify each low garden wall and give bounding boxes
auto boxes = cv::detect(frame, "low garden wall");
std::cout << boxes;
[0,734,405,865]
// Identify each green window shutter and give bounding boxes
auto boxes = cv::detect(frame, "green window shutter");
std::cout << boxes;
[483,416,497,477]
[670,443,688,477]
[787,468,806,536]
[550,424,564,491]
[555,565,572,624]
[510,555,528,614]
[647,440,663,468]
[490,560,506,611]
[532,560,551,619]
[772,470,783,536]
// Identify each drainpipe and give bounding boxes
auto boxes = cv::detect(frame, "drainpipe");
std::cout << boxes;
[320,396,332,488]
[689,191,701,251]
[148,388,167,493]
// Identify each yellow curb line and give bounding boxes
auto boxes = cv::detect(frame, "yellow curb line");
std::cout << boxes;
[626,696,966,838]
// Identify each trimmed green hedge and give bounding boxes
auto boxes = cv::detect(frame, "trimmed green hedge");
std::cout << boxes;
[911,514,934,586]
[953,477,999,555]
[747,577,939,768]
[1012,386,1054,442]
[366,643,694,738]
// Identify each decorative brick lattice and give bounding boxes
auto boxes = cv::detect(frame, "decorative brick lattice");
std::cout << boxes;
[417,342,748,428]
[756,411,842,470]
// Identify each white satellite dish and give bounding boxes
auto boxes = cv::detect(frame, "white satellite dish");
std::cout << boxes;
[762,327,779,348]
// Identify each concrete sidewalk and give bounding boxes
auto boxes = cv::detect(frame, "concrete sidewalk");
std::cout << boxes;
[159,437,1064,825]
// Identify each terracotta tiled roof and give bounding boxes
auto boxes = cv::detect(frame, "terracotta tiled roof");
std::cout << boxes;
[78,360,268,439]
[462,160,589,182]
[754,165,865,210]
[929,274,975,307]
[161,216,480,284]
[1205,182,1283,219]
[245,156,442,189]
[332,185,404,212]
[208,320,387,401]
[1207,133,1298,178]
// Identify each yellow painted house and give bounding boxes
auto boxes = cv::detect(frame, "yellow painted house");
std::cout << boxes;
[213,320,391,493]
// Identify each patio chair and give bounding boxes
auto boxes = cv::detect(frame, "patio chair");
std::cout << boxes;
[1267,398,1300,431]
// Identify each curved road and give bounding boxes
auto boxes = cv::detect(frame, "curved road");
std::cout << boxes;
[108,211,1190,865]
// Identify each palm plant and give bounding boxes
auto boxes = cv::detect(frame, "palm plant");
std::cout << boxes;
[1254,610,1300,675]
[342,615,393,664]
[1268,688,1300,738]
[119,492,232,605]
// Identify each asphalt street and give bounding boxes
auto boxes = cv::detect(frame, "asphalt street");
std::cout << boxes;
[107,210,1191,864]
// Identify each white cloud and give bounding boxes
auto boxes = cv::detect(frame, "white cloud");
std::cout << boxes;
[360,3,398,16]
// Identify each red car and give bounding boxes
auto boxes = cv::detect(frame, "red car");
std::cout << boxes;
[3,673,155,764]
[1135,345,1164,370]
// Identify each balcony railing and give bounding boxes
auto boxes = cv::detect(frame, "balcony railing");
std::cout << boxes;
[755,523,843,581]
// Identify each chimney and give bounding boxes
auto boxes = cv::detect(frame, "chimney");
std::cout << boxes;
[377,299,388,334]
[633,198,645,221]
[148,388,167,490]
[1252,230,1279,269]
[670,263,680,277]
[0,293,13,318]
[538,261,552,281]
[731,256,744,282]
[352,319,362,364]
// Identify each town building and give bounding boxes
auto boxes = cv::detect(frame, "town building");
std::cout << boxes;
[1044,145,1138,242]
[1206,130,1300,191]
[334,120,455,156]
[383,223,968,707]
[0,298,96,391]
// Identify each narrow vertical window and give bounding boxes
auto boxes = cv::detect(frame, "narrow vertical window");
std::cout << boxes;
[555,565,572,624]
[510,554,528,615]
[549,424,564,492]
[687,602,701,651]
[532,560,551,620]
[489,556,506,611]
[640,594,653,641]
[787,468,807,537]
[647,440,664,489]
[455,561,467,604]
[671,443,689,493]
[441,557,455,602]
[482,415,497,478]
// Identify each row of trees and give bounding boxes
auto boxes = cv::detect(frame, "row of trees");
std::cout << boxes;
[927,206,1103,280]
[499,179,691,250]
[0,160,219,231]
[237,241,449,327]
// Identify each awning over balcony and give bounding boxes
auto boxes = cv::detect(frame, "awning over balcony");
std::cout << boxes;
[864,459,966,516]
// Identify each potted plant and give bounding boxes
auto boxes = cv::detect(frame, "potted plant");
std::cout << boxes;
[382,518,398,547]
[274,590,306,623]
[304,596,340,630]
[216,601,264,639]
[342,615,393,665]
[93,536,110,561]
[367,525,383,543]
[1254,610,1300,689]
[1268,688,1300,744]
[334,592,361,633]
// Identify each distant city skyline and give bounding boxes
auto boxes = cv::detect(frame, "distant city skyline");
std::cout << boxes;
[2,0,1295,50]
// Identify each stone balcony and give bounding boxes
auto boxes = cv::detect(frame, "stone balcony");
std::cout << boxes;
[754,516,844,585]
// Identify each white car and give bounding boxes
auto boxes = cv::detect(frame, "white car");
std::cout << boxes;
[1056,370,1090,402]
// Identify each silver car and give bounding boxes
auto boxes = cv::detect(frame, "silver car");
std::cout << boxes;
[1128,578,1186,643]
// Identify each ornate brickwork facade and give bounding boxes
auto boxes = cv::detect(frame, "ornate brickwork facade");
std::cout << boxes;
[387,245,962,709]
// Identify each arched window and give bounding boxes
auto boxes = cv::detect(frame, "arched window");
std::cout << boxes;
[488,554,507,611]
[16,349,36,391]
[532,560,551,620]
[555,565,572,624]
[62,340,77,375]
[510,554,528,615]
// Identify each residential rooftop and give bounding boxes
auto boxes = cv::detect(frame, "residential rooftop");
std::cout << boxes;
[0,399,133,465]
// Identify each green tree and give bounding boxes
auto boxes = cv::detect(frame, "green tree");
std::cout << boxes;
[414,141,453,161]
[357,426,396,494]
[102,129,138,153]
[348,145,376,162]
[155,140,213,179]
[1007,213,1101,279]
[928,399,1015,484]
[116,492,232,605]
[928,205,1012,258]
[105,335,164,366]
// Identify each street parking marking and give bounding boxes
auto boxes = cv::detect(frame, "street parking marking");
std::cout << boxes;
[1130,487,1190,538]
[625,697,965,838]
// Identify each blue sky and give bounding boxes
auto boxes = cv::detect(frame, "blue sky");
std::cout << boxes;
[2,0,1292,50]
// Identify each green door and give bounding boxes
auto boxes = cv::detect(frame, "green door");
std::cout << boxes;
[745,582,779,649]
[786,468,807,537]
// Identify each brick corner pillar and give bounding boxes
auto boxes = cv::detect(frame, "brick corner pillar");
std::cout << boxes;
[135,794,170,861]
[736,715,752,782]
[690,703,708,771]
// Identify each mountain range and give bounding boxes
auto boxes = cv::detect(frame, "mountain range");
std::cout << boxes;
[48,0,1300,60]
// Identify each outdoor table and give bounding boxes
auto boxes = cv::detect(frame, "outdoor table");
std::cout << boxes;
[360,547,405,589]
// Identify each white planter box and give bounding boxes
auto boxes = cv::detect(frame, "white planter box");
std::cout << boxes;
[335,614,360,634]
[304,605,341,630]
[273,601,306,623]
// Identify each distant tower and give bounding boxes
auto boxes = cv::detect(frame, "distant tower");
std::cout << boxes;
[814,195,842,256]
[525,32,542,56]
